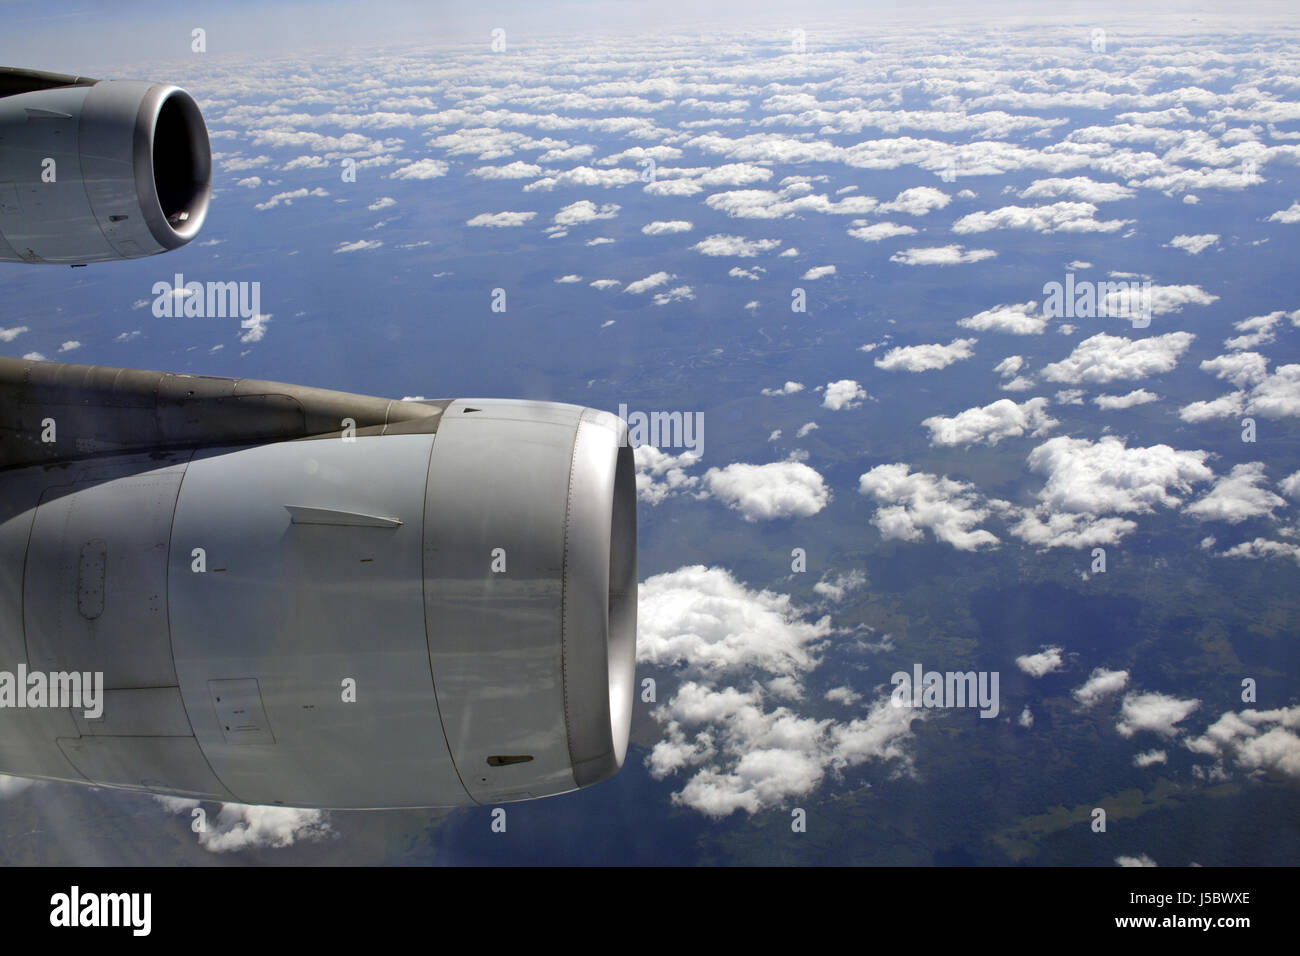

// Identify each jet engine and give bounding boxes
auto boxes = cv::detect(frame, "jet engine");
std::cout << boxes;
[0,357,638,809]
[0,67,211,264]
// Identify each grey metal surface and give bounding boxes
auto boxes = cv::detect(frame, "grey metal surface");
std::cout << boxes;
[0,360,638,809]
[168,434,469,808]
[23,459,187,688]
[0,356,447,470]
[0,78,210,263]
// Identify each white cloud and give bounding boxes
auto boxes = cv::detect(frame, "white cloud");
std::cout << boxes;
[1266,201,1300,224]
[847,221,917,242]
[1073,668,1130,707]
[1116,854,1158,867]
[1094,388,1159,409]
[796,421,818,438]
[761,381,805,396]
[653,285,695,305]
[334,239,383,253]
[959,302,1046,335]
[633,444,700,505]
[0,326,29,342]
[802,265,837,280]
[875,338,978,372]
[890,245,996,266]
[625,271,674,294]
[953,201,1131,234]
[878,186,951,215]
[469,161,543,179]
[154,797,331,853]
[1184,706,1300,779]
[702,461,830,521]
[1168,233,1220,255]
[466,210,536,227]
[642,220,693,235]
[923,397,1058,447]
[590,279,621,290]
[1016,646,1065,678]
[858,464,1001,551]
[1224,309,1298,351]
[367,196,396,211]
[825,687,863,706]
[637,567,924,816]
[822,379,867,410]
[389,158,449,180]
[58,341,81,353]
[1116,692,1200,739]
[554,200,620,226]
[1134,750,1168,767]
[1184,463,1287,524]
[1018,177,1135,202]
[238,313,271,345]
[1041,332,1195,385]
[692,234,783,257]
[1026,436,1213,517]
[254,186,329,211]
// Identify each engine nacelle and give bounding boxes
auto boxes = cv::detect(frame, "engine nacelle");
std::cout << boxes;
[0,69,211,264]
[0,360,637,808]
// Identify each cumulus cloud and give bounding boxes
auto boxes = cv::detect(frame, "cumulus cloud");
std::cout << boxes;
[254,186,328,210]
[847,221,917,242]
[1184,706,1300,779]
[923,397,1057,447]
[334,238,383,253]
[466,210,536,227]
[389,158,449,180]
[469,161,542,179]
[1267,201,1300,224]
[958,302,1045,335]
[1168,233,1220,255]
[802,265,837,280]
[1018,177,1135,202]
[1041,332,1195,385]
[875,338,978,372]
[154,798,332,853]
[633,445,700,505]
[638,566,921,816]
[624,271,674,294]
[701,461,830,521]
[890,245,996,266]
[822,379,866,410]
[1094,389,1159,409]
[1184,463,1287,524]
[692,234,783,257]
[554,200,620,226]
[642,220,693,235]
[858,464,1002,551]
[1116,692,1201,739]
[1073,668,1130,707]
[953,201,1131,234]
[1134,749,1168,767]
[761,381,805,396]
[1025,436,1213,517]
[1016,646,1065,678]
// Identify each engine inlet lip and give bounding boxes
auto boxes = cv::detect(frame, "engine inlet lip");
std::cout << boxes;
[133,84,211,249]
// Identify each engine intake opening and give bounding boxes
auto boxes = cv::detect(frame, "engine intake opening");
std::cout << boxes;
[151,91,210,240]
[605,442,638,769]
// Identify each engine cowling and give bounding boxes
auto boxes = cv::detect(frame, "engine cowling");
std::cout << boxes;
[0,71,211,264]
[0,360,638,809]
